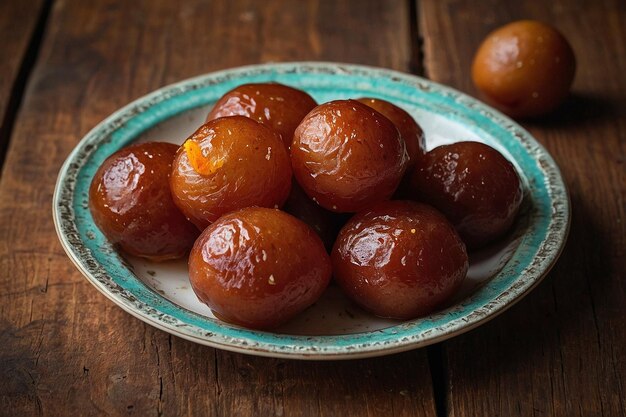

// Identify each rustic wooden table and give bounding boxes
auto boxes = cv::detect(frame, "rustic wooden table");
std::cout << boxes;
[1,1,624,416]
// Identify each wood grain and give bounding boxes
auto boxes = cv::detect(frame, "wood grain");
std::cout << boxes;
[0,1,436,416]
[419,0,626,416]
[0,0,46,171]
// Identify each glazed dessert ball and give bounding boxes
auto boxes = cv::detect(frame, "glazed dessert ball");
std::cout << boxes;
[409,141,523,249]
[170,116,292,230]
[356,97,425,167]
[291,99,409,213]
[189,207,332,329]
[332,201,468,319]
[89,142,199,261]
[206,83,317,148]
[283,182,348,252]
[472,20,576,118]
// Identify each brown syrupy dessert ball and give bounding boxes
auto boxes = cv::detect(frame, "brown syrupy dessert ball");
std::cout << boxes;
[189,207,332,329]
[283,182,349,252]
[472,20,576,118]
[206,83,317,148]
[291,99,408,213]
[89,142,199,261]
[332,200,468,319]
[356,97,425,167]
[170,116,292,230]
[409,141,523,249]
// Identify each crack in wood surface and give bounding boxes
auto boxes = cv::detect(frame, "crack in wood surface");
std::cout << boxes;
[0,0,52,177]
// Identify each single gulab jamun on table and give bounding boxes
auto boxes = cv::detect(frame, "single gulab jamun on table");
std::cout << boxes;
[409,141,523,249]
[472,20,576,118]
[89,142,199,261]
[332,200,468,319]
[206,83,317,148]
[291,99,409,213]
[356,97,425,167]
[170,116,292,230]
[189,207,332,329]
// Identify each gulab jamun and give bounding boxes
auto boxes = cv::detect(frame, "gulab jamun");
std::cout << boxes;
[291,99,408,213]
[189,207,332,329]
[170,116,292,230]
[409,141,523,249]
[332,200,468,319]
[356,97,425,167]
[206,83,317,148]
[472,20,576,118]
[89,142,199,261]
[283,182,349,252]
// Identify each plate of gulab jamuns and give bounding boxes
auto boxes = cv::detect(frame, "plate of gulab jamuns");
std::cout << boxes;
[53,62,569,359]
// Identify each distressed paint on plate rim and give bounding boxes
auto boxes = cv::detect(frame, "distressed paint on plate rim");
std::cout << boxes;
[52,62,570,360]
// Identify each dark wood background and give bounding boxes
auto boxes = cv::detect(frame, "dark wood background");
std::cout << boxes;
[0,0,624,416]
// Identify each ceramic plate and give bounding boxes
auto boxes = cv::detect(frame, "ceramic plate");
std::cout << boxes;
[53,62,569,359]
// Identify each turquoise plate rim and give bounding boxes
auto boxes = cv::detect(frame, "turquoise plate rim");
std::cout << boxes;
[52,62,570,360]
